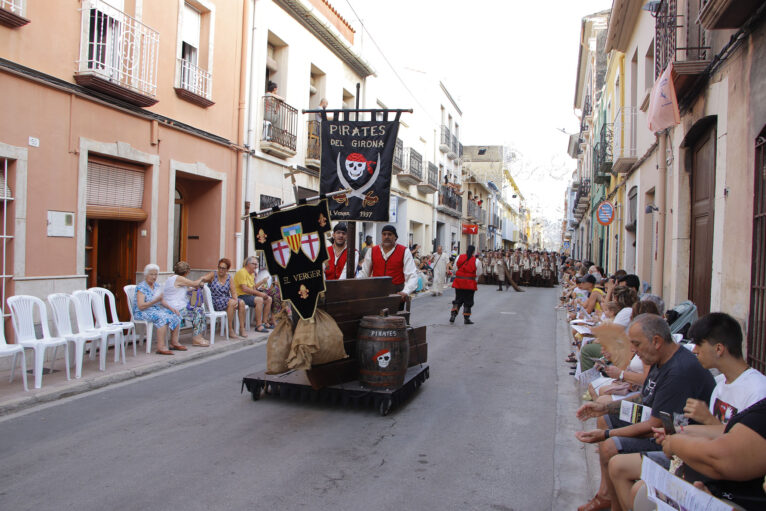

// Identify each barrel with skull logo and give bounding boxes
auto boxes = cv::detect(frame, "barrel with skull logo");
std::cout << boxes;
[357,309,410,389]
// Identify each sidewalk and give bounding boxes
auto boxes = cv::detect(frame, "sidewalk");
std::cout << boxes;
[552,306,601,510]
[0,328,269,417]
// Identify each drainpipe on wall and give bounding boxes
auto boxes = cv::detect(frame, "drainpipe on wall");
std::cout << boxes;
[242,0,258,266]
[235,0,253,270]
[652,130,667,296]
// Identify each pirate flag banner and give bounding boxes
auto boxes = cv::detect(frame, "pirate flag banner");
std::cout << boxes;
[251,201,332,320]
[319,111,401,221]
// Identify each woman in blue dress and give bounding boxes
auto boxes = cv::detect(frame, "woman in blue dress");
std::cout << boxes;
[134,263,180,355]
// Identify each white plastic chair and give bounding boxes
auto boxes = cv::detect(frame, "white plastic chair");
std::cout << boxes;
[87,290,126,365]
[71,290,122,369]
[7,295,70,389]
[90,287,137,357]
[0,324,27,391]
[125,284,154,354]
[202,284,228,345]
[47,293,108,378]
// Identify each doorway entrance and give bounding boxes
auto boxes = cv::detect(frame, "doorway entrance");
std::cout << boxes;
[86,219,138,321]
[688,126,716,317]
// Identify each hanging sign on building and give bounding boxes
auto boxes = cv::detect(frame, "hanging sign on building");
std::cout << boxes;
[251,200,332,320]
[596,201,616,226]
[319,111,401,222]
[462,223,478,234]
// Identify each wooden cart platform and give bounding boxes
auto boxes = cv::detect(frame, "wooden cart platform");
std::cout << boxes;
[241,364,429,416]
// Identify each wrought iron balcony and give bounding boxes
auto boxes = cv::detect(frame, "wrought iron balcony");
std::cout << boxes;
[439,125,451,153]
[572,178,591,217]
[467,201,485,224]
[393,138,404,172]
[0,0,28,27]
[583,94,592,119]
[305,120,321,169]
[593,144,611,185]
[417,162,438,194]
[655,0,711,97]
[260,95,298,158]
[447,133,457,160]
[397,147,423,186]
[613,107,637,172]
[437,186,462,218]
[75,0,159,107]
[174,58,214,107]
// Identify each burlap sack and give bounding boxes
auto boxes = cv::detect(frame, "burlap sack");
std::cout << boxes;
[286,318,320,371]
[265,309,294,374]
[311,308,348,365]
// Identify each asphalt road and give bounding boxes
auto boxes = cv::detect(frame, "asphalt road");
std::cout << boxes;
[0,285,560,511]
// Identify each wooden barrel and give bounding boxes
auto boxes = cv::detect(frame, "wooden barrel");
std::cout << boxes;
[357,309,409,389]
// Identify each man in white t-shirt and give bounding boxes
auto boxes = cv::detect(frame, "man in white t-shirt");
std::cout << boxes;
[683,312,766,424]
[608,312,766,510]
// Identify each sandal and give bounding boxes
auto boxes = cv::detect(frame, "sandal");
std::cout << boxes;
[156,349,173,355]
[169,344,188,351]
[254,324,268,333]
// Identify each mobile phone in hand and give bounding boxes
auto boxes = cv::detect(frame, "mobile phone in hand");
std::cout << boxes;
[659,411,676,435]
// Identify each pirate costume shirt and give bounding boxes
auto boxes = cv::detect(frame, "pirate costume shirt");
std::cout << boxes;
[324,244,359,281]
[358,244,418,295]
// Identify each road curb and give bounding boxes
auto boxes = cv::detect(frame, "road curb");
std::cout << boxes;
[0,334,268,417]
[551,307,598,510]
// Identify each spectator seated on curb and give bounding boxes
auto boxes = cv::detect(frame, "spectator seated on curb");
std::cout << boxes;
[608,312,766,511]
[579,287,639,372]
[574,313,716,511]
[587,300,660,403]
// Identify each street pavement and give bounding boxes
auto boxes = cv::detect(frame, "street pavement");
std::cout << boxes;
[0,284,591,511]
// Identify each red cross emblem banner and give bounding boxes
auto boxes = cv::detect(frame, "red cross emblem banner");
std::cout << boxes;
[251,201,332,320]
[319,111,401,221]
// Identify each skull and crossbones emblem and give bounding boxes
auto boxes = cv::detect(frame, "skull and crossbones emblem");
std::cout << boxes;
[374,349,391,368]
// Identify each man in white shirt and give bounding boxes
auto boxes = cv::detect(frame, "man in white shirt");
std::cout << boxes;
[430,245,448,296]
[358,225,418,305]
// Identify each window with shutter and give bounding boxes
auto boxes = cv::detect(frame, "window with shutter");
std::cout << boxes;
[86,159,147,221]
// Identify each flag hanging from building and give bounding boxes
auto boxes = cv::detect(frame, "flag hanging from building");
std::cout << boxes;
[647,63,680,133]
[319,111,401,221]
[251,201,332,320]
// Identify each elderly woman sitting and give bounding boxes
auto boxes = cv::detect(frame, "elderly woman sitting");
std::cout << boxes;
[134,264,181,355]
[163,261,215,349]
[209,257,246,338]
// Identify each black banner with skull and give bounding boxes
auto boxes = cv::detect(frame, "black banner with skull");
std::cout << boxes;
[251,201,332,320]
[319,111,401,221]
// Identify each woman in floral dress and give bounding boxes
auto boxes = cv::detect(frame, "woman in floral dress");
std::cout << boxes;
[134,263,181,355]
[210,258,246,338]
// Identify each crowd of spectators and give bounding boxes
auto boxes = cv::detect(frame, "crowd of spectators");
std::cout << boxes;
[558,257,766,510]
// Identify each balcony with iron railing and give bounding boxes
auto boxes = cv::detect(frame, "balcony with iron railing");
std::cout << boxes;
[75,0,160,107]
[260,95,298,159]
[437,186,462,218]
[447,134,458,161]
[305,120,321,169]
[439,126,451,153]
[174,58,213,107]
[594,123,613,184]
[397,147,423,186]
[393,138,404,172]
[572,178,591,220]
[467,200,486,224]
[613,107,637,172]
[0,0,28,27]
[655,0,711,98]
[417,162,439,194]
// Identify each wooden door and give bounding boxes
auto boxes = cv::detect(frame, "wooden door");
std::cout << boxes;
[689,127,716,316]
[95,220,137,321]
